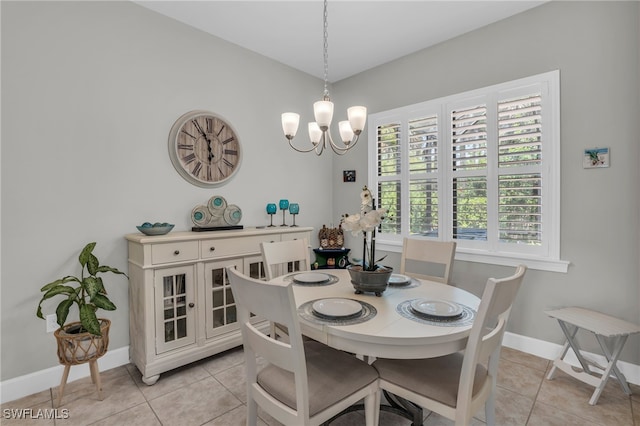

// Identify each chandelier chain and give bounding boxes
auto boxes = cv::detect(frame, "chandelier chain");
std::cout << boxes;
[322,0,329,99]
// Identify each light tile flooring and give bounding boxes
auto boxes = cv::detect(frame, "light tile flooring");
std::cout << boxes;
[2,347,639,425]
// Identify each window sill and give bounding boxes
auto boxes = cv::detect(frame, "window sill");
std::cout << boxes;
[377,241,570,273]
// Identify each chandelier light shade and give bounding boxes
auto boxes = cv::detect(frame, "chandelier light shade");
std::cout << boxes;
[281,0,366,155]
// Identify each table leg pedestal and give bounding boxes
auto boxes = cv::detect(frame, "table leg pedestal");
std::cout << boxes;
[322,391,424,426]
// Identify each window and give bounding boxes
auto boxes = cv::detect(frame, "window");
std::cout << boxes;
[368,71,567,272]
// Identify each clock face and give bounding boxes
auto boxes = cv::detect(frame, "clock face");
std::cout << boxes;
[168,111,242,187]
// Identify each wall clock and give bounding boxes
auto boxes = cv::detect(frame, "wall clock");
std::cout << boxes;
[168,110,242,187]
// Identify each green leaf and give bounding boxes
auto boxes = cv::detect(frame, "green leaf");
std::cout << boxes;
[80,304,101,336]
[84,276,101,299]
[41,285,76,300]
[87,253,99,276]
[40,276,79,292]
[55,299,74,327]
[79,242,96,268]
[96,265,127,277]
[91,294,116,311]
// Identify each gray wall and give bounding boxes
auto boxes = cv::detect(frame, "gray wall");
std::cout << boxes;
[333,1,640,364]
[1,0,638,383]
[1,1,331,381]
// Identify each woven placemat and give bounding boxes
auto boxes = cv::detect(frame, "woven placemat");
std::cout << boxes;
[298,299,377,326]
[396,299,475,327]
[284,272,339,287]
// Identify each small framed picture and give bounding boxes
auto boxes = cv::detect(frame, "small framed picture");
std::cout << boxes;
[583,148,610,168]
[343,170,356,182]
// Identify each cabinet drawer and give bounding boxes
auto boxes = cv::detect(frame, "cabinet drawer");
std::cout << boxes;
[281,231,311,242]
[151,241,199,264]
[201,235,280,259]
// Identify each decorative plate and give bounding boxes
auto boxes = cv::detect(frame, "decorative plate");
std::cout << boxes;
[388,274,412,286]
[410,299,462,318]
[312,298,363,319]
[293,273,331,284]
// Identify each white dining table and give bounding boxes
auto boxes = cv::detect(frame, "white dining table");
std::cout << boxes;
[272,269,481,360]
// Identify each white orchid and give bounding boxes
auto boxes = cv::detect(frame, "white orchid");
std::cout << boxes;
[341,186,388,271]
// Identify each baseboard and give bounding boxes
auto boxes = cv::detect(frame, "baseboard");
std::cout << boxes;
[0,346,130,404]
[503,332,640,386]
[2,334,639,404]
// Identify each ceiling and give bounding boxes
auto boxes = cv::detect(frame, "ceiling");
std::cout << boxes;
[135,1,547,82]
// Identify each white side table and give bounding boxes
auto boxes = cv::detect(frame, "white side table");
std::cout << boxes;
[545,307,640,405]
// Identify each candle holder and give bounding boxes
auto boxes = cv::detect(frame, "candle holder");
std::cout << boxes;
[288,203,299,227]
[279,199,289,226]
[266,203,277,227]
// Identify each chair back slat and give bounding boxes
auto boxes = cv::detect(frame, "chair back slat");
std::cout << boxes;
[400,238,456,284]
[261,239,311,280]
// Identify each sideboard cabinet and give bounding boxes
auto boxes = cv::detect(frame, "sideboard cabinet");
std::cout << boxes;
[125,227,312,385]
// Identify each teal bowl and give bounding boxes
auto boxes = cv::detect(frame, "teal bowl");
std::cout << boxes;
[136,224,174,236]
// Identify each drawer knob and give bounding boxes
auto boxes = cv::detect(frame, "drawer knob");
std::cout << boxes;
[210,247,216,251]
[188,303,195,308]
[174,250,180,255]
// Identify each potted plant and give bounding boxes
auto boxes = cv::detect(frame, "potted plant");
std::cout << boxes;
[36,242,127,363]
[341,186,392,296]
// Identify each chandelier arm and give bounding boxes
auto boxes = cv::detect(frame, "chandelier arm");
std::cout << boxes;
[326,131,361,155]
[287,138,322,154]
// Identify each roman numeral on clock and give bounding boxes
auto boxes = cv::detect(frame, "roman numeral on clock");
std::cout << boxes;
[223,158,234,168]
[192,161,202,177]
[182,153,196,164]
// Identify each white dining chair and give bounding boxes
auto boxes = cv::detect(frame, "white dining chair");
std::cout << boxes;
[400,238,457,284]
[261,238,311,280]
[226,266,379,426]
[373,265,527,426]
[261,238,312,339]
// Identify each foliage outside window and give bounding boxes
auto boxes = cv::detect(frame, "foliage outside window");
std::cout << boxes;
[368,71,568,272]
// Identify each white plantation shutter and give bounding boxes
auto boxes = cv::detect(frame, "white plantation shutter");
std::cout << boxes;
[368,71,564,271]
[497,93,543,245]
[376,122,402,234]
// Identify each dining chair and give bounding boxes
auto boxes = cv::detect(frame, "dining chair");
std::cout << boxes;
[373,265,527,426]
[400,237,457,284]
[261,238,311,339]
[261,238,311,280]
[226,266,379,426]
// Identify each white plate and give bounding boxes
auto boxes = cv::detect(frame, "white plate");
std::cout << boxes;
[312,298,362,318]
[293,272,330,284]
[388,274,412,285]
[410,299,462,318]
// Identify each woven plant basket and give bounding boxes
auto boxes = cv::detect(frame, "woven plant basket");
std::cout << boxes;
[54,319,110,365]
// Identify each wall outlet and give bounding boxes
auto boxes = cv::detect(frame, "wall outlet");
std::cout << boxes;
[46,314,58,333]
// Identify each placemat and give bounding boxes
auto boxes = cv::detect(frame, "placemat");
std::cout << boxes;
[298,299,377,326]
[284,272,339,287]
[396,299,475,327]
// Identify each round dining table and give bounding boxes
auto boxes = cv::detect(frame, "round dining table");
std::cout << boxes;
[271,268,482,425]
[272,269,481,360]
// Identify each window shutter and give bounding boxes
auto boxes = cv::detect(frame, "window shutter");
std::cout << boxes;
[451,105,487,170]
[376,122,402,234]
[498,94,542,167]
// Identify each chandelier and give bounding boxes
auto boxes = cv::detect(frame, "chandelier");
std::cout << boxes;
[281,0,367,155]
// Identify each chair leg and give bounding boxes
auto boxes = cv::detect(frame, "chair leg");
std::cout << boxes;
[247,398,258,426]
[485,394,496,426]
[55,364,71,408]
[363,390,377,426]
[371,389,381,426]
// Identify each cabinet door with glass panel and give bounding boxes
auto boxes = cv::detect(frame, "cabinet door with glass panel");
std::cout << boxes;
[203,258,244,339]
[154,265,196,354]
[245,254,267,280]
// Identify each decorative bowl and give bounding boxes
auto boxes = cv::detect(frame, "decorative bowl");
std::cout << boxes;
[136,223,174,236]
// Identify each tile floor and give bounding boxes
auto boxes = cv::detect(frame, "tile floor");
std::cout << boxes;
[2,346,638,425]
